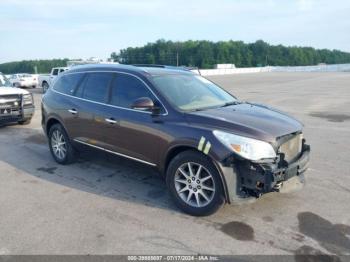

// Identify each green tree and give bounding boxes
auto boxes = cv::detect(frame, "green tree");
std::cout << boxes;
[111,40,350,68]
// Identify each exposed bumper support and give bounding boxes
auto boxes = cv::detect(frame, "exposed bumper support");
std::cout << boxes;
[220,143,310,203]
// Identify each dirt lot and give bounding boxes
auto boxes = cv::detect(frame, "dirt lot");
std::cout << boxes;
[0,72,349,257]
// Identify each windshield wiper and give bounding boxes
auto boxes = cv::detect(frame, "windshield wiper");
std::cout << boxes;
[221,101,242,107]
[188,101,242,112]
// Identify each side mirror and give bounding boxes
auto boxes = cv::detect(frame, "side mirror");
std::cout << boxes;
[131,97,159,114]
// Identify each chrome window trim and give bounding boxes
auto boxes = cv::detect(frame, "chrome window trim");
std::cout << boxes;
[51,70,168,116]
[73,139,157,167]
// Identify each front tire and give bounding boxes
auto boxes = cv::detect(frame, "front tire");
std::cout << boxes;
[166,150,225,216]
[18,119,31,125]
[48,123,76,165]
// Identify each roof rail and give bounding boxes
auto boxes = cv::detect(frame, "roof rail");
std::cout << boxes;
[132,64,201,75]
[132,64,166,68]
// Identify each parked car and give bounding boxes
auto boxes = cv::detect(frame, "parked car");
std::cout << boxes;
[41,64,310,216]
[39,67,69,93]
[0,73,35,126]
[9,73,37,88]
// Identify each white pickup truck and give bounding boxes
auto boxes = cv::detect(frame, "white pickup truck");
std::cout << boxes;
[38,67,69,93]
[0,73,35,126]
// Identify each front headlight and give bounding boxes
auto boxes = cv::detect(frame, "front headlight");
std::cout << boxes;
[23,94,33,105]
[213,130,276,161]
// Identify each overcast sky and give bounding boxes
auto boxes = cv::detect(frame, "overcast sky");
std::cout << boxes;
[0,0,349,63]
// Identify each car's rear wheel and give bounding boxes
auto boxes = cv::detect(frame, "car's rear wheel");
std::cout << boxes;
[166,150,225,216]
[48,123,76,164]
[42,82,49,93]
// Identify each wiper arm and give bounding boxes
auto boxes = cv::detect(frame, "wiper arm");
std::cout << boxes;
[189,101,242,112]
[221,101,242,107]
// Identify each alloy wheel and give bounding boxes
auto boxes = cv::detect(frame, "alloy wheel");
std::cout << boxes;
[51,130,67,160]
[174,162,216,208]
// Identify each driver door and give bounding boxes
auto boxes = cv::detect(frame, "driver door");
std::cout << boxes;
[103,73,165,165]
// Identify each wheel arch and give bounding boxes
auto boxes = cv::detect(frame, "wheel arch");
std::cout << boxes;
[45,117,66,137]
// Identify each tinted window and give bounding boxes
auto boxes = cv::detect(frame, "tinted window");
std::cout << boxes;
[53,73,84,95]
[110,74,154,108]
[77,73,113,103]
[52,69,59,76]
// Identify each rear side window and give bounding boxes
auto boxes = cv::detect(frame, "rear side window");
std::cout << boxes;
[110,74,154,108]
[52,69,59,76]
[53,74,84,95]
[76,72,113,103]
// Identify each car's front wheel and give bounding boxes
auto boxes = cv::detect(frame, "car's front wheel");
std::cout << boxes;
[48,123,76,165]
[18,119,31,125]
[166,150,225,216]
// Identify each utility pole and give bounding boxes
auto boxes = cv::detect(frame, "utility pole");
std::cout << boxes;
[176,42,179,67]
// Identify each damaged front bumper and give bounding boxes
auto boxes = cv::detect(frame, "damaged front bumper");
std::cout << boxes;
[220,142,310,203]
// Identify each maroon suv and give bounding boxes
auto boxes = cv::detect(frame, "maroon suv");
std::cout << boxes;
[41,64,310,216]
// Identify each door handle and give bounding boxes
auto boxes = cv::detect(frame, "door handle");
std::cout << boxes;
[68,109,78,115]
[105,118,117,124]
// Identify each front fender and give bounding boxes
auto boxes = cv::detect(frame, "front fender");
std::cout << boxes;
[161,133,234,203]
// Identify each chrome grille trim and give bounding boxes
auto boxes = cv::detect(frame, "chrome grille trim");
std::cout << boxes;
[0,95,22,115]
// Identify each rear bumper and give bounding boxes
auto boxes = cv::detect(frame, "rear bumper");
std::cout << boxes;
[221,143,310,203]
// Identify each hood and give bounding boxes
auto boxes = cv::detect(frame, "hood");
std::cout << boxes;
[0,86,29,95]
[186,102,303,143]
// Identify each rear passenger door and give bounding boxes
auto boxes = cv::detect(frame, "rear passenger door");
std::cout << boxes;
[51,73,85,140]
[103,73,164,165]
[73,72,114,148]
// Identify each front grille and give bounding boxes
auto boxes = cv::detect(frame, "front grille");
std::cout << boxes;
[0,95,21,114]
[0,94,21,100]
[279,133,303,163]
[0,95,22,116]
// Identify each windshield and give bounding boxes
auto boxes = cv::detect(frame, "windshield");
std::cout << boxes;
[151,74,236,111]
[0,74,11,87]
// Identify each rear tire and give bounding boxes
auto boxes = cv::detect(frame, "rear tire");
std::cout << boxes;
[48,123,76,165]
[166,150,225,216]
[42,82,49,93]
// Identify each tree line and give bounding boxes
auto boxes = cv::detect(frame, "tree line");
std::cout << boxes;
[111,40,350,69]
[1,40,350,74]
[0,59,68,74]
